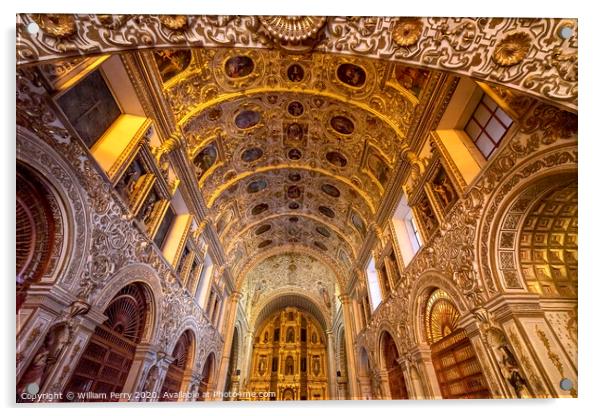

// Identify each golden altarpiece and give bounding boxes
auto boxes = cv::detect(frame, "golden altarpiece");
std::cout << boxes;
[248,308,328,400]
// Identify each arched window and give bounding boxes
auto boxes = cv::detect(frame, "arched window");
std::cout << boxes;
[63,283,149,401]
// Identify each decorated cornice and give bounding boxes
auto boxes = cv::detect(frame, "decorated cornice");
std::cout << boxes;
[17,15,577,111]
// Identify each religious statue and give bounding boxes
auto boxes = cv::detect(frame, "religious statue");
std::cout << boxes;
[312,356,321,376]
[142,366,158,395]
[251,279,266,306]
[285,356,294,375]
[317,282,331,309]
[286,327,295,343]
[498,345,531,398]
[258,356,267,375]
[431,170,456,209]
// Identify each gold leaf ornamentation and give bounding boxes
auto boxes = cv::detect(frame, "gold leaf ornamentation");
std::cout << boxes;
[259,16,326,42]
[160,15,188,31]
[493,32,532,67]
[392,18,423,47]
[31,14,76,39]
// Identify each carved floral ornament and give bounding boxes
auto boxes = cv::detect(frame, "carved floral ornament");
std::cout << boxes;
[160,15,188,32]
[31,14,76,39]
[493,32,533,67]
[17,15,577,110]
[391,18,424,47]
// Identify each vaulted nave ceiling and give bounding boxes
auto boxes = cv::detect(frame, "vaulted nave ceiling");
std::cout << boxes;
[151,47,439,286]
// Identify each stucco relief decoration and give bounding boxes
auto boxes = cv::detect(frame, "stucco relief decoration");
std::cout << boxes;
[492,32,532,66]
[259,16,326,42]
[16,15,578,109]
[391,18,423,47]
[160,15,188,32]
[31,14,77,39]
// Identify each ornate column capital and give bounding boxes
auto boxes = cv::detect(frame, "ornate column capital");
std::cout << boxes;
[338,294,351,304]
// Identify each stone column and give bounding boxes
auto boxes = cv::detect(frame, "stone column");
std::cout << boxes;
[338,295,361,399]
[153,355,174,402]
[326,329,338,399]
[397,357,416,399]
[486,294,577,398]
[239,332,254,389]
[459,311,508,398]
[178,368,195,401]
[214,291,242,397]
[409,344,442,399]
[39,305,107,401]
[375,369,391,399]
[120,343,158,401]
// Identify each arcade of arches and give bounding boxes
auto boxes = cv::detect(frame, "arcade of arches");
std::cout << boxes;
[16,15,578,401]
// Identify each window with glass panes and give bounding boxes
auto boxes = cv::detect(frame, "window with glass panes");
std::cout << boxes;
[464,93,513,159]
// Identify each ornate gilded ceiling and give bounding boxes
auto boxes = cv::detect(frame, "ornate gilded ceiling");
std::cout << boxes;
[153,47,433,283]
[241,253,337,329]
[17,13,578,304]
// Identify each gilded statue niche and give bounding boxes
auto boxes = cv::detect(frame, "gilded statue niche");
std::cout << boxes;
[248,307,329,400]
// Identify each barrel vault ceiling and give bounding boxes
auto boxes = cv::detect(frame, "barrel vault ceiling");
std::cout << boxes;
[143,46,437,292]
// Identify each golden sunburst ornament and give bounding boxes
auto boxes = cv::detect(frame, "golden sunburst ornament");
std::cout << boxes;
[493,32,532,66]
[392,18,423,47]
[31,14,76,38]
[160,15,188,31]
[259,16,326,42]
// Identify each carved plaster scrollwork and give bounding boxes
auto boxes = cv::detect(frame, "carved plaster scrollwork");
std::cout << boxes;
[17,15,577,110]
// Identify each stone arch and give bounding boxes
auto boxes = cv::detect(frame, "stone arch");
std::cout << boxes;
[93,263,163,345]
[379,330,409,399]
[16,127,91,304]
[160,329,197,401]
[478,145,578,296]
[409,270,470,345]
[165,317,202,363]
[251,291,330,333]
[483,167,577,295]
[197,352,217,401]
[62,282,154,400]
